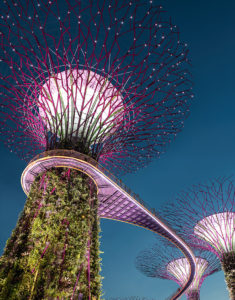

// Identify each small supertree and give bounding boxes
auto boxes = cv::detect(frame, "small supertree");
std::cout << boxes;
[136,243,221,300]
[0,0,193,298]
[161,177,235,299]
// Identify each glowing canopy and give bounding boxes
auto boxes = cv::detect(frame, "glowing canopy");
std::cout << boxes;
[38,69,124,143]
[167,257,208,292]
[194,212,235,254]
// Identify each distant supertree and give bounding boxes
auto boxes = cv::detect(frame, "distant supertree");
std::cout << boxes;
[0,0,193,299]
[161,177,235,299]
[136,244,221,300]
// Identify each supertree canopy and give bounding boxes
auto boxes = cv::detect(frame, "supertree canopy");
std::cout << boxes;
[136,243,220,300]
[161,177,235,299]
[0,0,193,175]
[0,0,193,299]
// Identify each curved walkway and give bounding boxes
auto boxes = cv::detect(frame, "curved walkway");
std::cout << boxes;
[21,150,196,300]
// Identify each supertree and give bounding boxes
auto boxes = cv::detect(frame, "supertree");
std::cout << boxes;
[161,177,235,299]
[0,0,194,299]
[136,243,221,300]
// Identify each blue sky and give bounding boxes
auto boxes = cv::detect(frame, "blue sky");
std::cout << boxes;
[0,0,235,299]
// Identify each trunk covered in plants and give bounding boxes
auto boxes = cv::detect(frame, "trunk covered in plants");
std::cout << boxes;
[187,290,200,300]
[0,168,101,299]
[221,252,235,300]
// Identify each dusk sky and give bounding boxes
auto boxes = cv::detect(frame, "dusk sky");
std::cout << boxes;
[0,0,235,299]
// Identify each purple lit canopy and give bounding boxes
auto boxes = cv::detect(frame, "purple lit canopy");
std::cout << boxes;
[136,242,220,298]
[161,177,235,260]
[0,0,193,175]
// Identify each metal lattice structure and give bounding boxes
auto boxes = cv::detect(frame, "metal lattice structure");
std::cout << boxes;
[160,177,235,299]
[0,0,193,176]
[136,242,220,300]
[161,177,235,260]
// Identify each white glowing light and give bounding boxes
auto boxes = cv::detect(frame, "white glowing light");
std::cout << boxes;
[167,257,208,292]
[194,212,235,254]
[38,69,124,143]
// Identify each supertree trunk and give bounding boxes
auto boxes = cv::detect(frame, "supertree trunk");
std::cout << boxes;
[0,168,101,299]
[221,252,235,300]
[187,290,200,300]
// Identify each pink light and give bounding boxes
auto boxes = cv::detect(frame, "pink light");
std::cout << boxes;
[38,69,124,143]
[167,257,208,292]
[194,212,235,254]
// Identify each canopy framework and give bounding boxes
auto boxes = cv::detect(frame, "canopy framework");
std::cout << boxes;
[136,241,220,300]
[161,178,235,259]
[161,177,235,299]
[0,0,193,176]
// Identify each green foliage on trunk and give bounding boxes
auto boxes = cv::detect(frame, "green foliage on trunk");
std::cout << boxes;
[221,252,235,300]
[0,168,102,299]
